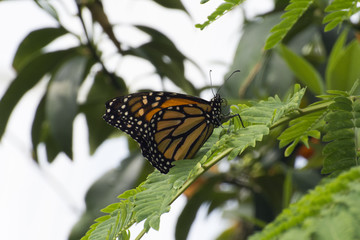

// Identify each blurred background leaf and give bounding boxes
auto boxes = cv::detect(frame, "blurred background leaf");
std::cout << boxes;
[1,0,360,239]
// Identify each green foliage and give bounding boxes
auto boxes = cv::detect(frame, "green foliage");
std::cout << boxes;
[323,0,360,32]
[249,166,360,240]
[4,1,360,239]
[195,0,244,30]
[83,84,360,239]
[82,87,306,239]
[264,0,314,49]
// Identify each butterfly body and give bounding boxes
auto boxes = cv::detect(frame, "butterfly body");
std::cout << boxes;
[103,91,224,173]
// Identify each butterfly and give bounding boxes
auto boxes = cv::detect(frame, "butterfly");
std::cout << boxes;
[103,91,242,173]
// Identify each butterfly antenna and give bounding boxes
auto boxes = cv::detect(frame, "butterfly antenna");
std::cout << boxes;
[216,70,241,95]
[209,70,215,96]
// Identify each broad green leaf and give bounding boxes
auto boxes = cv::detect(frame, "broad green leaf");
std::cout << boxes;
[44,128,62,163]
[278,44,324,95]
[13,27,68,71]
[326,40,360,93]
[0,48,77,140]
[325,28,348,88]
[46,55,89,158]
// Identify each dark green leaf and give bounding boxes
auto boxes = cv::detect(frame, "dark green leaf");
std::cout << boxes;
[31,95,46,162]
[0,48,77,140]
[152,0,188,13]
[46,55,89,158]
[13,27,68,71]
[44,128,62,163]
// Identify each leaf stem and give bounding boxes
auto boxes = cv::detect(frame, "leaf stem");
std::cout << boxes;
[135,229,147,240]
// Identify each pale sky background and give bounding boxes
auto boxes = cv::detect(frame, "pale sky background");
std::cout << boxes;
[0,1,273,239]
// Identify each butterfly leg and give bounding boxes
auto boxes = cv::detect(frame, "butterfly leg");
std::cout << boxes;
[221,113,244,128]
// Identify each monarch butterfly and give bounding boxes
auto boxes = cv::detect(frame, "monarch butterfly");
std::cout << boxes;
[103,91,242,173]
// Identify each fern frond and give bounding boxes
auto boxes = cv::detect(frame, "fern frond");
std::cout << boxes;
[264,0,314,50]
[322,96,360,174]
[195,0,244,30]
[249,166,360,240]
[323,0,360,32]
